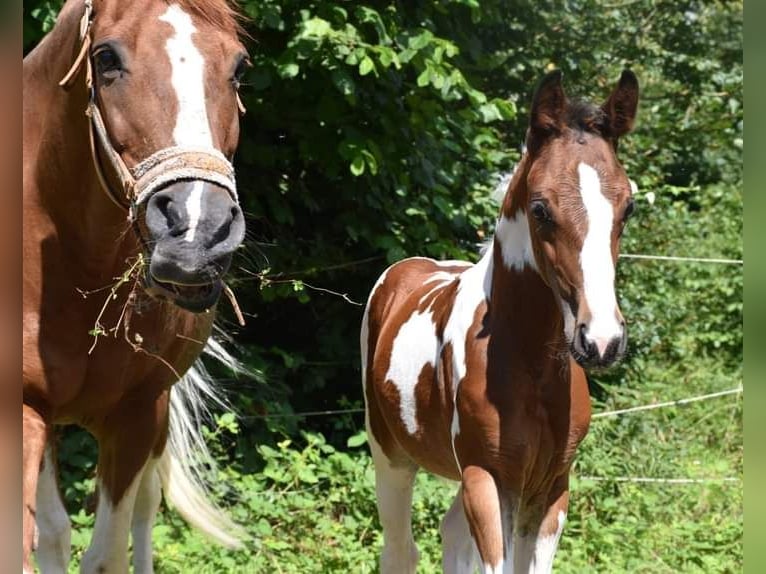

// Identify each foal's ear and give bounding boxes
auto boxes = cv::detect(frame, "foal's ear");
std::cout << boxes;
[602,70,639,139]
[529,69,568,136]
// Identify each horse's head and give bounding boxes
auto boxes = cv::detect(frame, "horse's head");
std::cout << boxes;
[83,0,249,311]
[520,70,639,368]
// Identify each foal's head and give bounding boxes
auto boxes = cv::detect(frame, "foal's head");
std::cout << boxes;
[86,0,249,311]
[513,70,639,368]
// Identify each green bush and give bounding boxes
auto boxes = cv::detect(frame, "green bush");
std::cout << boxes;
[25,0,741,572]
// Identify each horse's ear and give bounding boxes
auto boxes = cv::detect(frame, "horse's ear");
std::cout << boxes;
[529,69,567,137]
[602,70,639,139]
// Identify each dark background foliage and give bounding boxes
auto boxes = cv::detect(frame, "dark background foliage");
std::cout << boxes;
[24,0,742,571]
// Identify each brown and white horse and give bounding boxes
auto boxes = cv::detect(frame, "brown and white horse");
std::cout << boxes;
[23,0,250,571]
[362,70,639,573]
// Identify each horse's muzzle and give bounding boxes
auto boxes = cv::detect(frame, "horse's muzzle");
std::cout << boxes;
[142,180,245,311]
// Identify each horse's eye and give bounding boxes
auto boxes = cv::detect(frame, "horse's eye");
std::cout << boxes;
[530,201,553,226]
[94,47,122,80]
[623,198,635,222]
[232,56,250,88]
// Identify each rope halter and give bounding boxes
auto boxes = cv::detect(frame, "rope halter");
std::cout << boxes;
[59,0,238,220]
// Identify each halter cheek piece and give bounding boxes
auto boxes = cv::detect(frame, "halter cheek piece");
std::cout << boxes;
[59,0,239,222]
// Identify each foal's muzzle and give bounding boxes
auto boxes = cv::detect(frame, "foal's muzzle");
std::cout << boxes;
[143,181,245,312]
[571,320,628,369]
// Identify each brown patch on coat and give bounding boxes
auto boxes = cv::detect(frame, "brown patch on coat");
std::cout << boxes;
[23,0,246,564]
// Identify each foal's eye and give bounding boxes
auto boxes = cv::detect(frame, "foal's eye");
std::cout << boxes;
[94,47,123,80]
[530,201,554,226]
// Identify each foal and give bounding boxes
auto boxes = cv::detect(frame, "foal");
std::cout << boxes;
[24,0,250,571]
[362,70,639,573]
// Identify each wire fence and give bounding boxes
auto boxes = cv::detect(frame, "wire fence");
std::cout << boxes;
[239,251,742,485]
[243,385,743,422]
[619,253,743,265]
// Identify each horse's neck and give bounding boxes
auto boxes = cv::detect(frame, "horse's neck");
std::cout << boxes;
[485,173,568,380]
[24,4,134,278]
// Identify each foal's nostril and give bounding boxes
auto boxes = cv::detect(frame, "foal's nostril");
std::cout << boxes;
[578,323,589,353]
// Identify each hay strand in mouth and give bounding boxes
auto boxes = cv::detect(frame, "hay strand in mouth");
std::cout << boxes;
[222,282,246,327]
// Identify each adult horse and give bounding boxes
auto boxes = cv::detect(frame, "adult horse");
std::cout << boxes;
[362,70,639,573]
[23,0,250,571]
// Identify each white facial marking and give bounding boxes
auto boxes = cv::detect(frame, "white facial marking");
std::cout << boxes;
[385,309,438,434]
[495,211,537,271]
[184,181,205,242]
[578,162,622,356]
[483,560,504,574]
[160,5,214,147]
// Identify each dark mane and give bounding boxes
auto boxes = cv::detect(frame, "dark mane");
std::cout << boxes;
[564,100,608,137]
[169,0,246,36]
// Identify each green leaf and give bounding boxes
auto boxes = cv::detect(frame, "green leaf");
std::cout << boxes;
[358,56,375,77]
[347,430,368,448]
[350,156,365,176]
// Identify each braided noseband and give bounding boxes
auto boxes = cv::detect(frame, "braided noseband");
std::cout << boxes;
[60,0,238,221]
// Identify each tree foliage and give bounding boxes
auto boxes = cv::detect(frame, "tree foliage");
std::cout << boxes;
[24,0,742,571]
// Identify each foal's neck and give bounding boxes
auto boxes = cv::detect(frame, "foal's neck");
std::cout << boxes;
[485,166,568,381]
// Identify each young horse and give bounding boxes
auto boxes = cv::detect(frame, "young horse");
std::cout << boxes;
[362,70,639,573]
[24,0,250,571]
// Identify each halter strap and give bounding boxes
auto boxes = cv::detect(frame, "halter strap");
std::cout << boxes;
[59,0,238,220]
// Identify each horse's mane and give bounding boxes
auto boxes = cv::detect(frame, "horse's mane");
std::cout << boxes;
[169,0,246,36]
[564,100,608,137]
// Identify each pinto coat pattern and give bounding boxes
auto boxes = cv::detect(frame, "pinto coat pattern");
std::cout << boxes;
[362,70,639,573]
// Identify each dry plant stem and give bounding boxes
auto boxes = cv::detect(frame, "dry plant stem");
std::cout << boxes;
[122,290,182,382]
[223,282,246,326]
[87,254,145,354]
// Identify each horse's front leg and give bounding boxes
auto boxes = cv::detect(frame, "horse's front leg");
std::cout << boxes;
[512,478,569,574]
[81,390,169,574]
[23,403,48,574]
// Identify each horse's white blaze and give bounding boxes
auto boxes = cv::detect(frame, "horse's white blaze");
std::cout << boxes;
[160,5,214,148]
[578,162,622,355]
[483,560,503,574]
[495,211,537,272]
[385,310,438,434]
[35,447,71,573]
[183,181,205,243]
[531,510,566,573]
[81,462,152,574]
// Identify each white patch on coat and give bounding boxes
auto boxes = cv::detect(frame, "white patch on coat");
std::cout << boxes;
[160,5,214,148]
[81,462,154,574]
[35,447,71,573]
[183,181,205,242]
[385,309,438,434]
[531,511,566,573]
[578,162,622,356]
[443,246,494,470]
[495,211,537,272]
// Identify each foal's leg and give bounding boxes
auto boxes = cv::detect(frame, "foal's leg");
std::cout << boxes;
[512,483,569,573]
[81,393,168,574]
[368,432,419,574]
[35,445,71,573]
[23,404,48,574]
[441,486,479,574]
[461,465,505,573]
[130,459,162,574]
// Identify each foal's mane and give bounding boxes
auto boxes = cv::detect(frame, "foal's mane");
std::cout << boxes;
[563,100,608,138]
